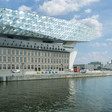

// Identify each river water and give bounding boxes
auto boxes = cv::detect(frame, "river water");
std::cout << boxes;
[0,76,112,112]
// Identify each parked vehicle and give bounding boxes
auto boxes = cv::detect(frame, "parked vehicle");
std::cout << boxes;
[12,69,20,73]
[80,69,86,73]
[74,67,80,72]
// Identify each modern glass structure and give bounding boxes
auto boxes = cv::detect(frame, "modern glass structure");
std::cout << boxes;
[0,8,96,74]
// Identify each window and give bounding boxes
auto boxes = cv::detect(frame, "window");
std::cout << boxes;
[16,64,19,69]
[12,64,15,69]
[38,51,40,56]
[24,65,26,69]
[54,59,55,63]
[54,52,55,57]
[64,53,66,58]
[3,49,6,54]
[3,56,6,62]
[59,59,61,63]
[41,58,43,63]
[28,51,30,56]
[38,58,40,63]
[56,65,58,69]
[31,51,33,56]
[45,65,47,69]
[51,65,52,69]
[8,57,10,62]
[20,50,23,55]
[16,50,19,55]
[45,58,47,63]
[20,57,23,62]
[28,57,30,63]
[48,59,49,63]
[0,56,2,62]
[28,65,30,69]
[50,53,52,57]
[12,57,15,62]
[8,64,10,69]
[41,52,43,56]
[0,64,2,69]
[59,53,61,57]
[35,51,37,56]
[12,49,15,55]
[24,50,27,56]
[24,57,26,62]
[64,59,66,63]
[8,49,11,54]
[31,58,33,63]
[57,59,58,63]
[35,58,37,63]
[31,65,34,69]
[0,49,1,54]
[41,65,43,69]
[3,64,6,69]
[16,57,19,62]
[45,52,47,57]
[62,54,63,57]
[48,65,50,69]
[57,53,58,57]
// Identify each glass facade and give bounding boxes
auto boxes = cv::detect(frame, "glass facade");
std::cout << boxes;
[0,8,95,42]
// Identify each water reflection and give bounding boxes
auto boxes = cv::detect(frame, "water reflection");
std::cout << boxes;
[0,77,112,112]
[0,79,71,112]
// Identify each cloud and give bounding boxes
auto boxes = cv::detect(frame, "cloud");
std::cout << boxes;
[89,42,107,47]
[106,38,112,41]
[18,5,32,12]
[87,51,108,62]
[71,14,103,38]
[39,0,100,16]
[75,51,108,64]
[85,9,92,13]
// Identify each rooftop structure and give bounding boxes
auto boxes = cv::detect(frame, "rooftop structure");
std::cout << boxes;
[0,8,95,42]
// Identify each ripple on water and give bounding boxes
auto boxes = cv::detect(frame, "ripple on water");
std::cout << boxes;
[0,77,112,112]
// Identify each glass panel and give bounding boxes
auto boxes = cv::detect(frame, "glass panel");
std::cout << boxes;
[0,64,2,69]
[3,64,6,69]
[0,8,95,42]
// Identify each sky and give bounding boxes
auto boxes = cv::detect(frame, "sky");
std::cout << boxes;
[0,0,112,64]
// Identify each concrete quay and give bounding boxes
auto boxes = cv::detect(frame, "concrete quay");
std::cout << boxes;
[0,71,112,82]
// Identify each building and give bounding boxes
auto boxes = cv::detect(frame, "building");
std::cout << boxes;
[86,62,104,70]
[0,8,95,73]
[103,63,112,70]
[74,62,104,71]
[73,64,85,70]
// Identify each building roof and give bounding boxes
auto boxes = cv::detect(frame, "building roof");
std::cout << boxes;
[0,8,96,42]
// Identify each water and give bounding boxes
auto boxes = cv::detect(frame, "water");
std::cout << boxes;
[0,76,112,112]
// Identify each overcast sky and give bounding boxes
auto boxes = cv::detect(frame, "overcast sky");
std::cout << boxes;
[0,0,112,64]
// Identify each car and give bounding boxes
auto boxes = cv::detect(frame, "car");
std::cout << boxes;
[80,69,86,73]
[12,69,20,73]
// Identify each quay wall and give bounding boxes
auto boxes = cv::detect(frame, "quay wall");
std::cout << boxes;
[0,72,112,82]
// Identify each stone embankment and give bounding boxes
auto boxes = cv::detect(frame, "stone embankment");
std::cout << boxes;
[0,71,112,82]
